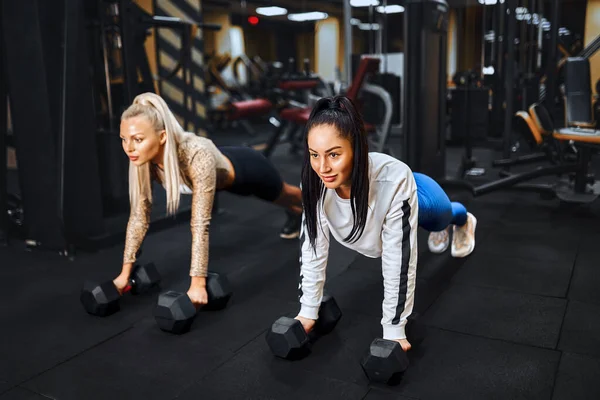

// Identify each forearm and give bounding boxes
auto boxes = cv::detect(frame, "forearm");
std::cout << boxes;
[380,241,418,340]
[123,199,151,264]
[189,220,210,278]
[120,262,135,278]
[298,211,330,320]
[380,185,419,340]
[298,266,327,320]
[298,245,329,319]
[381,261,416,340]
[123,223,148,264]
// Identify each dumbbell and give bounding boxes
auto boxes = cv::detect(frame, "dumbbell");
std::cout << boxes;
[154,272,232,334]
[266,294,342,360]
[361,313,425,384]
[80,262,161,317]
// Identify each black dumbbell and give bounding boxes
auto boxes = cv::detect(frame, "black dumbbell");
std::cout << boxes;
[361,313,424,384]
[80,262,161,317]
[154,272,232,334]
[266,294,342,360]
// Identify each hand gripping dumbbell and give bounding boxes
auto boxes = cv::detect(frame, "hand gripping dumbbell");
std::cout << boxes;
[361,313,425,384]
[80,262,161,317]
[154,272,233,334]
[266,294,342,360]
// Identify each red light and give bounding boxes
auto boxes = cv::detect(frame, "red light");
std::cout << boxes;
[248,16,259,25]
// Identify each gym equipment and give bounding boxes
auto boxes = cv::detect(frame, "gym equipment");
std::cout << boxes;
[473,97,600,203]
[563,58,596,129]
[449,77,489,178]
[154,272,232,334]
[2,0,93,250]
[6,194,24,239]
[0,31,6,246]
[361,339,408,384]
[80,262,161,316]
[361,313,425,385]
[452,70,481,88]
[403,0,449,180]
[262,57,383,158]
[266,295,342,360]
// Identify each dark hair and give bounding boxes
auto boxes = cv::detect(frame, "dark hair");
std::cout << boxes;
[301,96,370,251]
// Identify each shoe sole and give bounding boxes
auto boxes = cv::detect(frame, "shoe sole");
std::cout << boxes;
[280,231,300,240]
[451,214,477,258]
[429,242,450,254]
[428,229,450,254]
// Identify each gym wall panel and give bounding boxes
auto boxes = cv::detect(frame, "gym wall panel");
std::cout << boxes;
[316,18,340,82]
[203,12,248,85]
[154,0,208,136]
[585,0,600,92]
[204,12,230,56]
[159,28,183,50]
[296,31,315,73]
[244,26,276,62]
[458,6,481,72]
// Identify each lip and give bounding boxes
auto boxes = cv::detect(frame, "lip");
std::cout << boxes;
[321,175,337,183]
[129,156,139,161]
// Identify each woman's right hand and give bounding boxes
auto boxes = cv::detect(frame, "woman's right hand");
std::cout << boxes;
[187,286,208,308]
[294,315,316,334]
[112,274,130,295]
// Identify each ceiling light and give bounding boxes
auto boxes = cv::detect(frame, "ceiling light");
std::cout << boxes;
[288,12,328,22]
[376,5,404,13]
[256,6,287,17]
[351,0,380,7]
[478,0,505,5]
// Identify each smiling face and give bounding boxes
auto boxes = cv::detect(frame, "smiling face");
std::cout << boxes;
[307,124,354,197]
[120,115,166,166]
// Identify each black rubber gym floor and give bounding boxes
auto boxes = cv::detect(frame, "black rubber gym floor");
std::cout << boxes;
[2,141,600,399]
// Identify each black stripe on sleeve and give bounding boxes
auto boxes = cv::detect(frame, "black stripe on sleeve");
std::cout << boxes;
[392,201,412,324]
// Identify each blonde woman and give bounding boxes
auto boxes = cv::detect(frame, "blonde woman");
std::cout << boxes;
[112,93,302,306]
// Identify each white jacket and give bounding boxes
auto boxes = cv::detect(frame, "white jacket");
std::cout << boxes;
[298,152,419,340]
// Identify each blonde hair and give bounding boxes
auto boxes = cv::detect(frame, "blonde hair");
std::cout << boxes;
[121,92,183,215]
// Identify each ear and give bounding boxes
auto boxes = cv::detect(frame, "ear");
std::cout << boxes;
[159,130,167,145]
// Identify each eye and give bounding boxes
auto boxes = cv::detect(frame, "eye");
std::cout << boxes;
[134,138,143,143]
[310,153,318,158]
[329,152,339,158]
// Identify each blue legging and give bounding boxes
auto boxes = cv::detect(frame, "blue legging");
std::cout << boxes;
[414,173,468,232]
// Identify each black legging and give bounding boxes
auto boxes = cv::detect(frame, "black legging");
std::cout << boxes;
[218,146,284,202]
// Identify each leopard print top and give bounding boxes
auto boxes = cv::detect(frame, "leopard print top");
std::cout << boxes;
[122,133,232,277]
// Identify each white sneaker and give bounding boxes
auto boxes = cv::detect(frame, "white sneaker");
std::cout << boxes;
[428,227,451,254]
[451,213,477,258]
